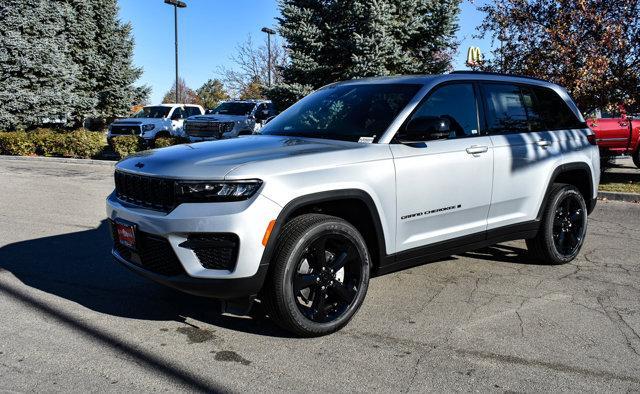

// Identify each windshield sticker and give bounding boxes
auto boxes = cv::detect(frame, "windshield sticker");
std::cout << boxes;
[358,136,374,144]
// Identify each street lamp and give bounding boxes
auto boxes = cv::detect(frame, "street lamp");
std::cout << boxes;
[261,27,276,87]
[164,0,187,103]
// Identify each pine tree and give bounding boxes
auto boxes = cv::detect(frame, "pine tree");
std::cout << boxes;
[196,79,230,109]
[64,0,100,126]
[0,0,80,130]
[0,0,149,129]
[271,0,461,108]
[93,0,149,118]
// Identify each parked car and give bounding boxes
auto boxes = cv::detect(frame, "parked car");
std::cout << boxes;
[107,104,205,144]
[183,99,276,141]
[587,107,640,168]
[107,72,599,336]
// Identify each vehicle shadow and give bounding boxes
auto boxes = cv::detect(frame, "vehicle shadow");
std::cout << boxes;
[0,220,291,338]
[459,244,540,265]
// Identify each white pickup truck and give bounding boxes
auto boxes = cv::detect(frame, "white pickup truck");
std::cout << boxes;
[108,104,205,144]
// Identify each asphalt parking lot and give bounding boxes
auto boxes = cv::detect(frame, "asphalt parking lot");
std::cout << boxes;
[1,157,639,392]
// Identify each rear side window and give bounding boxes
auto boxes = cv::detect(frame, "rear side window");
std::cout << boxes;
[531,87,585,130]
[481,83,530,134]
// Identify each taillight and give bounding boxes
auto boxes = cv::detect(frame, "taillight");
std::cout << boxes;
[587,134,597,145]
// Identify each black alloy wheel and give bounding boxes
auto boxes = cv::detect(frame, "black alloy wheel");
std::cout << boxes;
[292,234,363,323]
[263,214,370,337]
[552,194,586,257]
[527,184,588,264]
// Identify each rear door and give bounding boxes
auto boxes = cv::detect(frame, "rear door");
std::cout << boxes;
[391,82,494,252]
[482,83,562,230]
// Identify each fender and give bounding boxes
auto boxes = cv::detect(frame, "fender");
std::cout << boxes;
[536,162,596,219]
[258,189,390,272]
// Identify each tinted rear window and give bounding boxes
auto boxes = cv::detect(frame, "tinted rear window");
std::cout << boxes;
[531,86,585,130]
[482,83,585,134]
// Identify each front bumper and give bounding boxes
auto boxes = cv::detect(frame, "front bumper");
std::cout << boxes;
[112,247,269,299]
[106,192,282,297]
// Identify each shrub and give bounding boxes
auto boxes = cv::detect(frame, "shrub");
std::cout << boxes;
[0,131,35,156]
[29,129,106,159]
[111,135,143,158]
[154,136,189,148]
[62,129,106,158]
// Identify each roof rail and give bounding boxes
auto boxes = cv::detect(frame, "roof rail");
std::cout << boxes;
[450,70,549,83]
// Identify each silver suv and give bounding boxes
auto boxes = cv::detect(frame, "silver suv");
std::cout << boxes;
[107,72,600,337]
[183,99,276,141]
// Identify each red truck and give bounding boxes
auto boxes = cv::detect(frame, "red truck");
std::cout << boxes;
[587,108,640,169]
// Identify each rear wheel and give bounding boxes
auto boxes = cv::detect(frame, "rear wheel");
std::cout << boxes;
[526,184,588,264]
[263,214,370,337]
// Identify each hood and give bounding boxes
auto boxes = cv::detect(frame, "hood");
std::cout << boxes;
[188,114,248,122]
[115,135,380,180]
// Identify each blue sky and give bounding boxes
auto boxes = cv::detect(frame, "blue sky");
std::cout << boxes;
[118,0,492,104]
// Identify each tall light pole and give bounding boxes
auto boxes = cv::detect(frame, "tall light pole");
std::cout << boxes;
[164,0,187,103]
[261,27,276,87]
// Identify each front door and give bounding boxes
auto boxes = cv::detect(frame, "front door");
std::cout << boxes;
[390,82,494,253]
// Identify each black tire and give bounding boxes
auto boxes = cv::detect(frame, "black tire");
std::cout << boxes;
[633,149,640,169]
[526,184,588,264]
[262,214,371,337]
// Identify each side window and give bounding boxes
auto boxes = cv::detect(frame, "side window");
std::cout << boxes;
[185,106,201,117]
[171,107,184,119]
[520,86,546,132]
[409,83,480,138]
[482,83,529,134]
[531,87,585,130]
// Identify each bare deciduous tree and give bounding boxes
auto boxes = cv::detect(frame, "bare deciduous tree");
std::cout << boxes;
[219,35,288,97]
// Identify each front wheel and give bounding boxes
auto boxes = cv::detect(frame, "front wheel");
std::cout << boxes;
[262,214,370,337]
[526,184,588,264]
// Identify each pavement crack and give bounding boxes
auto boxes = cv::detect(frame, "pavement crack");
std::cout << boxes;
[597,296,640,358]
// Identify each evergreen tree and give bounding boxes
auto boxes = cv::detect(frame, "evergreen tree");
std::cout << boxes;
[0,0,149,129]
[93,0,149,118]
[271,0,461,107]
[0,0,80,130]
[64,0,100,125]
[196,79,230,109]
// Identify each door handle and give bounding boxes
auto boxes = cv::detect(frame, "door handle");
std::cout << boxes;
[536,139,551,148]
[465,145,488,155]
[619,122,628,127]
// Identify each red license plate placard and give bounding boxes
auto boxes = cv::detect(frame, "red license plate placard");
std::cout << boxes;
[115,221,136,249]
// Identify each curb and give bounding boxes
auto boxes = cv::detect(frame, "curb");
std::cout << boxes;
[598,191,640,203]
[0,155,116,166]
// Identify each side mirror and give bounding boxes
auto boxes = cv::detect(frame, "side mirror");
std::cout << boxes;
[400,116,451,143]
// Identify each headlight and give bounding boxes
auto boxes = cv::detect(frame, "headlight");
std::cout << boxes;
[142,124,155,132]
[175,180,262,202]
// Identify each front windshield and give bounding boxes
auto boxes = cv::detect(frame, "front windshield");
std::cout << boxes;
[210,102,256,116]
[134,106,171,119]
[261,84,421,142]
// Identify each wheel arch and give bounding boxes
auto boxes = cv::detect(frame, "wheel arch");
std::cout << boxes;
[259,189,389,274]
[538,162,596,218]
